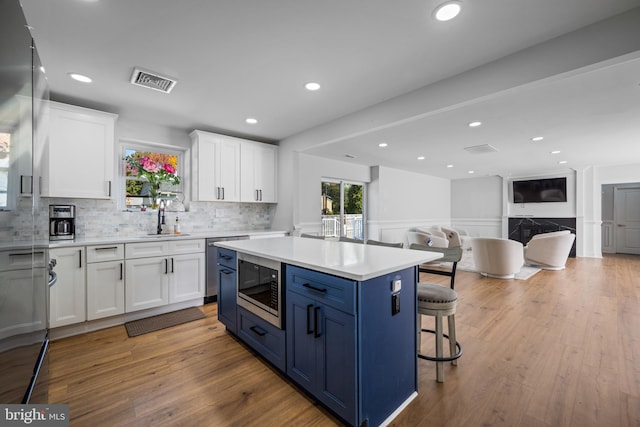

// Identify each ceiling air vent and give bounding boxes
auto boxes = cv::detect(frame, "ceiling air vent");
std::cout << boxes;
[130,67,177,93]
[464,144,499,154]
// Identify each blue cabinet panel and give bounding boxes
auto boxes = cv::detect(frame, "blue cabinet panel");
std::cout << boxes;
[216,248,237,333]
[237,306,286,371]
[286,266,357,425]
[287,265,356,314]
[358,267,418,427]
[216,247,236,269]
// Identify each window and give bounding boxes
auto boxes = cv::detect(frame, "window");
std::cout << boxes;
[121,140,185,211]
[0,132,10,209]
[321,180,365,239]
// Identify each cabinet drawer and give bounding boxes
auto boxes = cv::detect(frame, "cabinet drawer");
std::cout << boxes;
[216,248,237,269]
[87,244,124,263]
[237,306,286,371]
[286,265,356,314]
[168,239,205,255]
[0,249,46,271]
[125,241,170,259]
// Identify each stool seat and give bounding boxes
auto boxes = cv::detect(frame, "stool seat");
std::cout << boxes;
[418,283,457,311]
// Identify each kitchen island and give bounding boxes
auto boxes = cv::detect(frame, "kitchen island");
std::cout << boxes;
[215,236,441,427]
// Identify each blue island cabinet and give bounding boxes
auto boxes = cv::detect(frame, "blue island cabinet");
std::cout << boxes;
[286,264,418,427]
[216,247,238,334]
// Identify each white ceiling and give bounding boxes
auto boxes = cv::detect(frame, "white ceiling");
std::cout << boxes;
[20,0,640,179]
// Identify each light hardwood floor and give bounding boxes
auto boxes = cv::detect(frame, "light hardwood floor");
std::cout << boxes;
[44,254,640,426]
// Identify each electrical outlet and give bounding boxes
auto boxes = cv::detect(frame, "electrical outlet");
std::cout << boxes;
[392,293,400,316]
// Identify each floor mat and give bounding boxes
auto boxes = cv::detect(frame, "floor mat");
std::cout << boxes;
[125,307,205,337]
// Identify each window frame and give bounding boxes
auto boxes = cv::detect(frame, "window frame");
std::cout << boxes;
[118,138,188,211]
[320,178,366,240]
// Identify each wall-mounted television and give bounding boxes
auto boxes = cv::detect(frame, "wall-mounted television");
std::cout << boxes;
[512,177,567,203]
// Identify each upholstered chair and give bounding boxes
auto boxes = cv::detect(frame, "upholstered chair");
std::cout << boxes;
[407,230,449,248]
[524,230,575,270]
[471,237,524,279]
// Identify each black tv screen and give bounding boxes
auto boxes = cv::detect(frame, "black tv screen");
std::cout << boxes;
[513,177,567,203]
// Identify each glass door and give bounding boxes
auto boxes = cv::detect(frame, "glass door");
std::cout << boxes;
[321,180,365,240]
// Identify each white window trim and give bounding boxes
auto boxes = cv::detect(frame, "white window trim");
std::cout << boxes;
[118,138,190,211]
[321,178,367,240]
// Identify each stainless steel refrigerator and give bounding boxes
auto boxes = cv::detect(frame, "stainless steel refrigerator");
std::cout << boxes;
[0,0,51,404]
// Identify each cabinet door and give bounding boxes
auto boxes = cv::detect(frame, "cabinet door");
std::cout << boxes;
[46,102,116,199]
[241,141,278,203]
[315,303,356,423]
[0,268,46,339]
[217,139,241,202]
[49,247,86,328]
[169,253,205,303]
[217,265,237,333]
[125,257,169,312]
[286,289,357,425]
[190,131,240,202]
[87,260,124,320]
[286,290,318,391]
[255,143,277,203]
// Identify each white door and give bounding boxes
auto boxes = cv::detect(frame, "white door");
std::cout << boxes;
[87,260,125,320]
[125,257,169,312]
[614,187,640,254]
[169,253,205,303]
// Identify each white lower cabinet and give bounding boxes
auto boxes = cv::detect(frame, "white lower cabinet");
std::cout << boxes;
[125,239,205,313]
[169,253,205,303]
[125,256,169,312]
[49,246,86,328]
[86,244,125,321]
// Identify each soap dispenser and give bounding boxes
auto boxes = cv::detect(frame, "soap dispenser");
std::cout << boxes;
[173,217,181,234]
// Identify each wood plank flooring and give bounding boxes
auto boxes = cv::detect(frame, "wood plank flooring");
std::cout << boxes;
[42,254,640,426]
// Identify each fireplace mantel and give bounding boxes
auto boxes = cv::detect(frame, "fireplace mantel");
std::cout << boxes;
[508,217,577,257]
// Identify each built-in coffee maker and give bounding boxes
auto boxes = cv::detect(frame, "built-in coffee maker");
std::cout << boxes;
[49,205,76,241]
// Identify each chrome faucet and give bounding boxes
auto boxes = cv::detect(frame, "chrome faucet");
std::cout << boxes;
[157,200,165,234]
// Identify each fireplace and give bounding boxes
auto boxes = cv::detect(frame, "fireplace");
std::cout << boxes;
[508,217,576,257]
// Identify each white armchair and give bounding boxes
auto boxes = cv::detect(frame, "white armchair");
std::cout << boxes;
[407,229,449,248]
[524,230,575,270]
[471,237,524,279]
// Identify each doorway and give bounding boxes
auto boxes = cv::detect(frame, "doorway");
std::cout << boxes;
[602,183,640,254]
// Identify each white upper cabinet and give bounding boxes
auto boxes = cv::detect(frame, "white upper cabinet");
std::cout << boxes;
[240,140,278,203]
[190,130,241,202]
[41,101,117,199]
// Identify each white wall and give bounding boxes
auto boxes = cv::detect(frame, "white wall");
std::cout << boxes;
[289,153,370,234]
[451,176,503,237]
[582,163,640,257]
[367,165,450,243]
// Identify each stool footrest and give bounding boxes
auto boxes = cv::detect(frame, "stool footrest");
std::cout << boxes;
[417,328,463,362]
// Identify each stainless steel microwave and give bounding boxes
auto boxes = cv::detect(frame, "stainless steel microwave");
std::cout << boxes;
[237,252,282,329]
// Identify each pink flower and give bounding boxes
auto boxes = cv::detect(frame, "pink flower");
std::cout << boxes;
[163,163,176,174]
[141,158,160,173]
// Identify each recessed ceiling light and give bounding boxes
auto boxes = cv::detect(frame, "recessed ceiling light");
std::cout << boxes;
[468,170,475,174]
[68,73,92,83]
[446,164,454,168]
[305,82,321,91]
[417,156,425,160]
[531,136,544,142]
[551,150,561,154]
[378,143,388,148]
[468,121,482,128]
[245,118,258,124]
[558,160,568,164]
[433,1,461,21]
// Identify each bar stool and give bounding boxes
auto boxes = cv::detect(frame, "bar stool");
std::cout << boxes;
[410,244,463,382]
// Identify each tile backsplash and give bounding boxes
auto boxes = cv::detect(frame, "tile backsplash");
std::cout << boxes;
[1,197,276,242]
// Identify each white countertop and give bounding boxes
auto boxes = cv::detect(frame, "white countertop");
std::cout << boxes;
[215,236,442,281]
[0,230,288,251]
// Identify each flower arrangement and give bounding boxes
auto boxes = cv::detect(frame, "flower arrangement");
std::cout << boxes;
[124,153,181,207]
